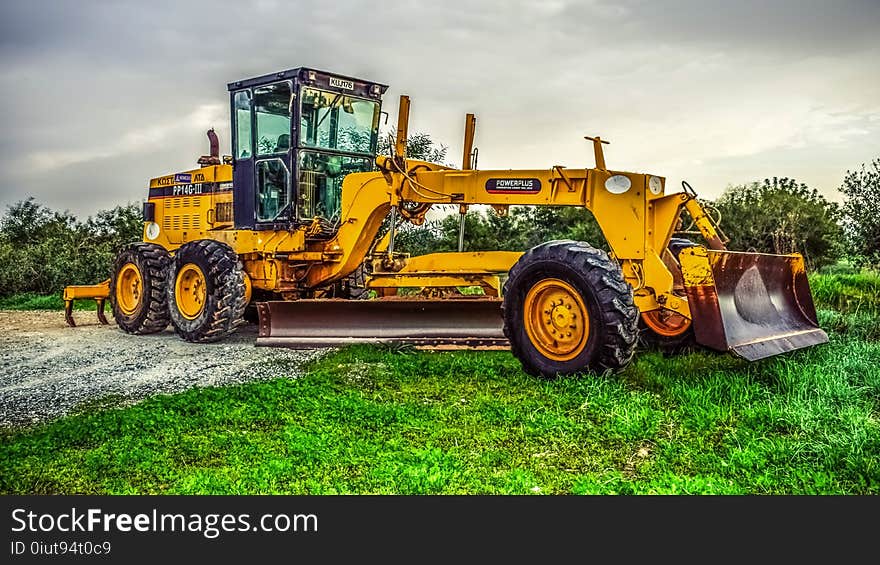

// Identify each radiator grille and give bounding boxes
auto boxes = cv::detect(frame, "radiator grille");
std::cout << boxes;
[161,197,207,235]
[215,202,233,223]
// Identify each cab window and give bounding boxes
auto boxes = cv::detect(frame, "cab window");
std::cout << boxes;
[254,82,292,157]
[233,91,252,159]
[256,158,289,222]
[300,87,379,154]
[297,151,372,223]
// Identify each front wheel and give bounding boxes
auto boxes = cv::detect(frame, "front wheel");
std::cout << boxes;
[167,240,247,343]
[502,240,639,377]
[638,237,697,351]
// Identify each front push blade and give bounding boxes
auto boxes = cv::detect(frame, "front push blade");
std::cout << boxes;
[678,247,829,361]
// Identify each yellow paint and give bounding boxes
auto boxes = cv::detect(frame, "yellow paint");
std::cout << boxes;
[89,94,733,319]
[174,263,207,320]
[393,251,522,274]
[115,263,143,315]
[136,136,694,313]
[683,198,726,250]
[63,280,110,301]
[678,246,715,287]
[367,274,501,295]
[523,278,589,362]
[242,272,253,305]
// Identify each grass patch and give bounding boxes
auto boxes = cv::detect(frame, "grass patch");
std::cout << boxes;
[0,292,97,310]
[2,309,877,495]
[1,270,877,494]
[809,271,880,315]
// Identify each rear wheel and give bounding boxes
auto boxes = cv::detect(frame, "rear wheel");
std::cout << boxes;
[502,240,639,377]
[324,261,372,299]
[167,240,247,343]
[110,243,171,334]
[345,261,372,299]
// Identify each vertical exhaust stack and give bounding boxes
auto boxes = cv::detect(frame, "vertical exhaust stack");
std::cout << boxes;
[197,128,221,166]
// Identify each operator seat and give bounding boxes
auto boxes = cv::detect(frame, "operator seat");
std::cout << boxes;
[274,134,290,153]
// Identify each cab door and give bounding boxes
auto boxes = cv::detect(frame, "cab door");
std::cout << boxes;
[252,81,293,227]
[231,89,256,229]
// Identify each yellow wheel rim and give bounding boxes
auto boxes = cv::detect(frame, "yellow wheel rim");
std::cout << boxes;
[116,263,143,315]
[243,272,252,305]
[175,263,207,320]
[523,278,589,362]
[641,309,691,337]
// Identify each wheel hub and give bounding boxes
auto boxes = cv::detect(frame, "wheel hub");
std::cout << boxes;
[524,278,589,362]
[641,308,691,337]
[116,263,143,315]
[176,263,207,320]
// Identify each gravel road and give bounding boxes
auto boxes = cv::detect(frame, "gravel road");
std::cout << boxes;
[0,311,323,428]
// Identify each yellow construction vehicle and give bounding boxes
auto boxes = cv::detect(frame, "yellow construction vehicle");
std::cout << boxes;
[64,67,828,377]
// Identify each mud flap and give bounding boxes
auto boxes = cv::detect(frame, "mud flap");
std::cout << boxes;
[678,247,828,361]
[255,298,508,349]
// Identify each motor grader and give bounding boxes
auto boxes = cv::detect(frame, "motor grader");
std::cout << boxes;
[63,66,828,377]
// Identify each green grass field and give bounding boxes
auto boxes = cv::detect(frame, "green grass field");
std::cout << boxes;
[0,292,97,310]
[1,272,878,494]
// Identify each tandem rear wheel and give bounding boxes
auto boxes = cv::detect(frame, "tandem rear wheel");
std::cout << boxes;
[166,240,247,343]
[110,242,172,334]
[502,240,640,378]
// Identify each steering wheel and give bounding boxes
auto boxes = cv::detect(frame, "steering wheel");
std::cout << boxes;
[681,180,697,198]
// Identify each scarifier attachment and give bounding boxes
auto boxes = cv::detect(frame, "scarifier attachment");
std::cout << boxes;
[678,247,828,361]
[256,298,508,349]
[62,279,111,327]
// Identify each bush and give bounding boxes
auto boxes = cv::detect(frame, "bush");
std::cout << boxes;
[712,177,843,270]
[393,205,607,255]
[839,158,880,269]
[0,198,142,297]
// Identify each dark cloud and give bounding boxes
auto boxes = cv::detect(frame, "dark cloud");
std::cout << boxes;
[560,0,880,55]
[0,0,877,216]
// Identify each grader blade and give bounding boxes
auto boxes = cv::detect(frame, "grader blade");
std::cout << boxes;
[256,298,508,349]
[679,248,828,361]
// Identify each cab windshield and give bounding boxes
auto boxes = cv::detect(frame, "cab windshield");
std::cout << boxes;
[299,87,380,154]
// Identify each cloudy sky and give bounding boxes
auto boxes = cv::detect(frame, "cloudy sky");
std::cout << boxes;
[1,0,878,218]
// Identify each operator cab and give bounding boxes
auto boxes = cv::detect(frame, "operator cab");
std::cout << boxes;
[227,68,388,236]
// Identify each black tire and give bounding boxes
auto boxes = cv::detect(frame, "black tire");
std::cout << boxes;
[502,240,639,377]
[638,238,699,352]
[345,261,372,299]
[637,311,696,352]
[167,240,247,343]
[243,304,260,324]
[110,242,171,334]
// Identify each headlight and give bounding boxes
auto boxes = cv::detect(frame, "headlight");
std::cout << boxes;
[604,175,632,194]
[649,176,663,195]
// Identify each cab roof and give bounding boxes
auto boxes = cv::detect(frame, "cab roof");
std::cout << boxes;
[227,67,389,93]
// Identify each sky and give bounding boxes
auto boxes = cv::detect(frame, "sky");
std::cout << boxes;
[1,0,878,218]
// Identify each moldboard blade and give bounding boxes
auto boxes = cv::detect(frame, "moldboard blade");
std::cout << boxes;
[256,298,509,349]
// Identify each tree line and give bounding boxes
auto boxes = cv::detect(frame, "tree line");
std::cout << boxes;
[0,140,876,297]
